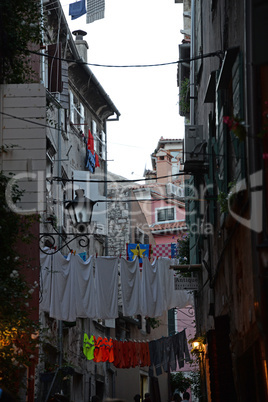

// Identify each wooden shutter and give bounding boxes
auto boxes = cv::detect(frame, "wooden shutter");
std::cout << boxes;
[48,43,63,93]
[231,52,246,180]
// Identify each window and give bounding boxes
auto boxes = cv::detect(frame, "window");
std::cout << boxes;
[92,120,98,153]
[69,91,85,133]
[134,227,149,244]
[156,207,175,222]
[47,43,62,93]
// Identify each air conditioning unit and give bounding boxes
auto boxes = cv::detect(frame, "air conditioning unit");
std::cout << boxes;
[166,183,184,198]
[184,125,208,174]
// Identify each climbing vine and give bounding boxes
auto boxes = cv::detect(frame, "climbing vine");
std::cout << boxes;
[0,0,43,84]
[0,171,40,393]
[176,234,190,264]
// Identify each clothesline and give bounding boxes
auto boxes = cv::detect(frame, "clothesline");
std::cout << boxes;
[83,329,190,375]
[40,251,194,322]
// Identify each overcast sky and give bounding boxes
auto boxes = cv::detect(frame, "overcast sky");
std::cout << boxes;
[60,0,185,180]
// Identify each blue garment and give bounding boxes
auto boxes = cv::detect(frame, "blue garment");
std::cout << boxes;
[85,149,95,173]
[69,0,86,20]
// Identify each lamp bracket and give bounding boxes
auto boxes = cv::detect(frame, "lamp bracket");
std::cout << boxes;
[39,230,90,255]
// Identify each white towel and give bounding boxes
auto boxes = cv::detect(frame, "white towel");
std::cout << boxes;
[50,252,73,321]
[120,257,141,317]
[40,250,53,313]
[73,255,96,319]
[140,257,164,317]
[86,0,105,24]
[95,256,119,319]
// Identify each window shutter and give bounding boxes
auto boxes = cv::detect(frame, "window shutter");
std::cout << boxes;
[47,43,63,93]
[144,234,149,245]
[134,227,139,243]
[168,309,175,336]
[231,52,246,180]
[185,176,199,264]
[69,91,74,123]
[217,104,228,194]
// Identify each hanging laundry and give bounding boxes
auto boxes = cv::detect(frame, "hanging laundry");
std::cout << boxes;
[149,338,164,377]
[83,333,95,360]
[172,329,190,369]
[107,337,114,363]
[140,257,164,318]
[85,148,96,173]
[95,257,119,319]
[93,336,103,362]
[87,129,94,153]
[120,257,141,317]
[86,0,105,24]
[112,339,120,367]
[39,252,194,321]
[95,152,100,167]
[39,252,96,321]
[40,250,53,313]
[148,330,190,376]
[69,0,87,20]
[162,336,176,372]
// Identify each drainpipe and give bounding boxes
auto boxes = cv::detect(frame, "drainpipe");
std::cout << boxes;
[190,0,195,126]
[104,124,108,255]
[40,0,46,85]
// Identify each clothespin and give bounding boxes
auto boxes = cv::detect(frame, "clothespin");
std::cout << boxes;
[74,250,76,256]
[96,253,98,258]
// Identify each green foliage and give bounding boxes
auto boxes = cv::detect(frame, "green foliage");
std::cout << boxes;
[177,234,190,264]
[0,0,43,83]
[217,180,237,214]
[170,371,192,394]
[179,78,190,115]
[147,317,161,329]
[170,370,203,400]
[0,172,39,393]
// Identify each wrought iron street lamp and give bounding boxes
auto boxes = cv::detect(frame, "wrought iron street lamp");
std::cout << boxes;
[64,189,97,233]
[40,189,97,254]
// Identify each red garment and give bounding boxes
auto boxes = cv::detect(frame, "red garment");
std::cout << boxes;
[112,339,119,367]
[93,336,103,362]
[117,340,125,368]
[130,341,138,368]
[113,339,125,368]
[136,342,142,366]
[87,129,94,153]
[122,341,131,368]
[144,342,151,366]
[107,338,114,363]
[95,152,100,167]
[101,337,109,362]
[140,342,150,367]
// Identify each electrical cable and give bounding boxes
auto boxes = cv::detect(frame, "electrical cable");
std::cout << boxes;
[0,110,250,162]
[25,48,224,68]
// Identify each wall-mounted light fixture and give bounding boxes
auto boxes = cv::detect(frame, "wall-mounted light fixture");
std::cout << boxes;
[64,189,97,233]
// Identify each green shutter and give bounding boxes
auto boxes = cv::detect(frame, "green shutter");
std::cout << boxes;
[168,309,175,336]
[231,52,246,180]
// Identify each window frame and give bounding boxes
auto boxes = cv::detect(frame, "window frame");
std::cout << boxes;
[155,206,175,223]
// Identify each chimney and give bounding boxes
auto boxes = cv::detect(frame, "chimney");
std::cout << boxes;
[72,30,88,63]
[156,149,172,184]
